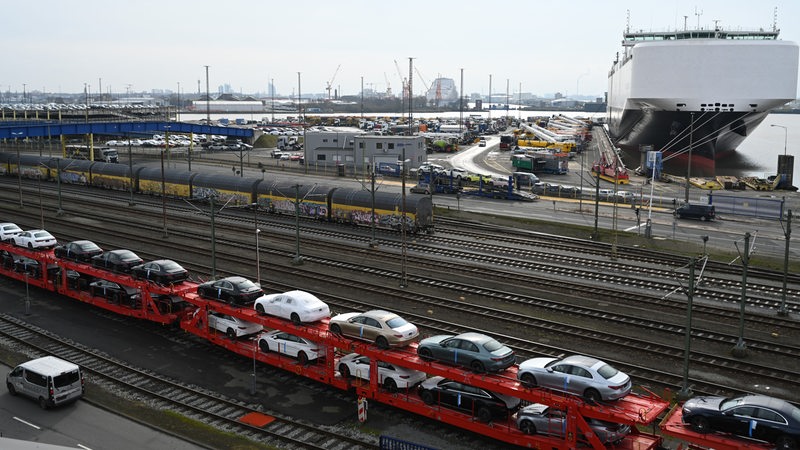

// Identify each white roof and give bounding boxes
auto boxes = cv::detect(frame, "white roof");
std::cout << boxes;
[20,356,79,375]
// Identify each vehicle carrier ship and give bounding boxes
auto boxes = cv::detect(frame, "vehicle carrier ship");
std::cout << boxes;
[607,18,799,174]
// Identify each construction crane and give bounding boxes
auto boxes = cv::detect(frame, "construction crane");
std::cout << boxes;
[325,64,341,100]
[383,72,392,98]
[393,59,409,99]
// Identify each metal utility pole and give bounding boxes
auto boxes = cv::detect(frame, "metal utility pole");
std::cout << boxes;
[204,65,211,125]
[408,58,413,135]
[459,68,464,135]
[400,148,408,288]
[369,166,377,248]
[292,184,303,265]
[210,195,216,278]
[161,150,168,237]
[488,74,492,122]
[778,210,792,316]
[678,257,696,400]
[732,232,751,357]
[684,112,694,203]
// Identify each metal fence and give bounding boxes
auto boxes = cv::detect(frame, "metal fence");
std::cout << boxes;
[380,435,438,450]
[709,194,785,220]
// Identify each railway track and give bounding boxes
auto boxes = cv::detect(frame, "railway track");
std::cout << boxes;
[0,313,379,450]
[2,183,799,401]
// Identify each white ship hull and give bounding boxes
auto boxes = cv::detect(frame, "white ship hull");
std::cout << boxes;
[607,36,798,173]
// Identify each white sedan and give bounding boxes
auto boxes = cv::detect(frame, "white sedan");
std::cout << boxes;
[207,311,263,338]
[0,222,23,242]
[13,229,57,249]
[254,290,330,325]
[258,330,324,365]
[337,353,427,392]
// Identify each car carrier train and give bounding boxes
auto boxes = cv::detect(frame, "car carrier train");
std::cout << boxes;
[0,153,433,233]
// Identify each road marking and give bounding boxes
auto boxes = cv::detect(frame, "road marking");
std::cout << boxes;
[13,416,40,429]
[624,225,641,232]
[77,444,93,450]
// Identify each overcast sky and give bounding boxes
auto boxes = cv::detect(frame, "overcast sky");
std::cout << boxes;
[3,0,799,99]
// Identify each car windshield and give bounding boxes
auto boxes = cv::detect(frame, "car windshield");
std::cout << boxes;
[596,363,619,379]
[482,338,503,352]
[385,317,409,328]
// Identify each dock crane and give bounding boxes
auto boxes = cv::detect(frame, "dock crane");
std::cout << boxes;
[325,64,341,100]
[383,72,392,98]
[393,59,408,99]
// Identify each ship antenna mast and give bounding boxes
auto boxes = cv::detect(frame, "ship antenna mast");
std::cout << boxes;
[694,7,703,29]
[683,15,688,31]
[773,7,778,33]
[625,9,630,33]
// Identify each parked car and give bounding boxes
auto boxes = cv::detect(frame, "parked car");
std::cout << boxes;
[418,376,521,423]
[417,163,446,175]
[675,203,716,221]
[416,332,516,373]
[681,394,800,449]
[197,276,263,306]
[13,229,57,250]
[0,222,23,242]
[130,259,189,285]
[597,188,615,201]
[206,310,263,338]
[338,353,426,392]
[91,249,143,273]
[328,310,418,349]
[410,183,432,195]
[54,240,104,263]
[258,330,324,365]
[89,279,140,306]
[254,290,330,324]
[478,138,487,147]
[516,403,631,444]
[516,354,631,402]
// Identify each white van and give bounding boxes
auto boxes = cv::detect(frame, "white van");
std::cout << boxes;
[7,356,84,409]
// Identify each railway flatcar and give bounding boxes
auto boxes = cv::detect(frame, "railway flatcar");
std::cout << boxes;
[135,167,195,198]
[329,189,433,233]
[256,181,331,220]
[191,173,259,206]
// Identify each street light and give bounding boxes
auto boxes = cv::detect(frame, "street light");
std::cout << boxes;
[399,152,410,289]
[771,124,788,156]
[684,112,694,203]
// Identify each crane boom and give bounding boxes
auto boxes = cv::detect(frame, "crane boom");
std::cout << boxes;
[325,64,341,100]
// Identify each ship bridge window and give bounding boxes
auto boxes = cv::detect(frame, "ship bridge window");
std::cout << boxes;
[676,103,686,108]
[749,104,758,108]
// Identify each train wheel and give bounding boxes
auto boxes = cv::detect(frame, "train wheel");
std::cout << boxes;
[470,360,485,374]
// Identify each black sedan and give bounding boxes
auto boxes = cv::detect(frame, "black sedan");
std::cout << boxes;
[53,240,104,263]
[418,376,520,423]
[89,279,140,307]
[130,259,189,285]
[682,394,800,449]
[91,249,143,273]
[197,276,263,306]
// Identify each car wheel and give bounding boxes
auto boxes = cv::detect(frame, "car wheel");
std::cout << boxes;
[7,382,16,396]
[38,397,49,410]
[384,378,398,393]
[775,435,797,450]
[28,243,33,249]
[375,336,389,350]
[700,216,707,222]
[226,328,236,339]
[476,407,492,423]
[520,373,538,387]
[255,304,265,314]
[339,364,350,379]
[297,351,309,366]
[259,340,270,353]
[689,416,710,433]
[420,390,434,405]
[290,313,301,326]
[330,323,342,335]
[418,348,433,361]
[584,388,602,403]
[470,360,486,373]
[519,419,537,435]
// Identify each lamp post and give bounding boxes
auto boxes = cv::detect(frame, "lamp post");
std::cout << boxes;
[778,210,792,316]
[399,151,410,289]
[771,124,788,156]
[292,184,303,265]
[13,133,24,207]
